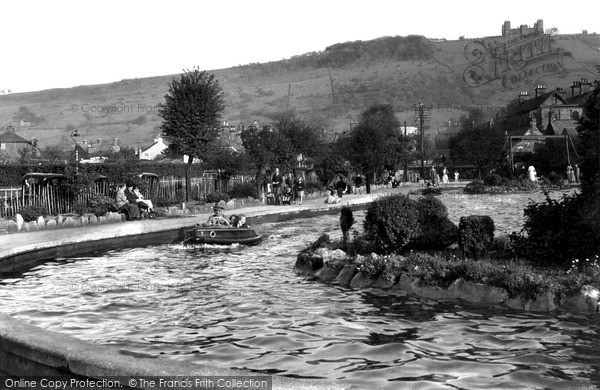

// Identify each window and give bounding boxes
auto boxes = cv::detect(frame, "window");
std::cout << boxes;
[571,111,580,120]
[0,143,5,149]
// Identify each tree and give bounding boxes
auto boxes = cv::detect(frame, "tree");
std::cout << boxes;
[158,68,225,201]
[241,117,323,187]
[204,147,250,188]
[41,145,68,163]
[346,104,406,193]
[316,153,352,187]
[449,123,505,179]
[241,125,284,184]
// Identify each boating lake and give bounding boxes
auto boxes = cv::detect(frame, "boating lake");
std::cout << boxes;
[1,190,599,389]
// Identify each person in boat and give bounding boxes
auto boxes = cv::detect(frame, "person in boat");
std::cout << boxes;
[206,202,229,226]
[236,214,249,228]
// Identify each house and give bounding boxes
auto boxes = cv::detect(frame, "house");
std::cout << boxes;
[506,79,594,138]
[0,125,33,162]
[138,135,168,160]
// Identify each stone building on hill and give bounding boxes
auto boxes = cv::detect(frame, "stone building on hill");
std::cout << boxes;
[502,19,544,38]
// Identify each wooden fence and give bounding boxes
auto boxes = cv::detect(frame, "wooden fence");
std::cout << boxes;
[0,174,256,219]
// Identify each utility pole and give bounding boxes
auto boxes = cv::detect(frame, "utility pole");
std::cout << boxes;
[415,102,426,180]
[403,121,408,183]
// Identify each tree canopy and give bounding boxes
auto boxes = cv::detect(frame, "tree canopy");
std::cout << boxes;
[449,108,505,178]
[158,69,224,200]
[345,104,406,193]
[241,117,323,180]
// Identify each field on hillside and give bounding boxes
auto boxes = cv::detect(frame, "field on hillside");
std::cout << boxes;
[0,34,597,150]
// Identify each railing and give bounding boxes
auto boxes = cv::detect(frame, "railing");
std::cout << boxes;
[0,175,257,219]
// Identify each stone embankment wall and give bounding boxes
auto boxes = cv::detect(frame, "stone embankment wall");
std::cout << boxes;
[294,248,600,314]
[0,197,265,234]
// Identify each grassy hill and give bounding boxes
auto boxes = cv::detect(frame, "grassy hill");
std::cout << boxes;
[0,34,598,151]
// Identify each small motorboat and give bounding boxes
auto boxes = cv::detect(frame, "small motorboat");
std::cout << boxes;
[183,225,262,245]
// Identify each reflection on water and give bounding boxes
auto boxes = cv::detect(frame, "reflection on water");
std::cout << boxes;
[1,191,598,389]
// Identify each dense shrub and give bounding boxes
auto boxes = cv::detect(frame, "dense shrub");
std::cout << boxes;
[459,215,495,259]
[17,204,47,222]
[227,182,259,199]
[463,180,486,194]
[73,201,88,216]
[205,192,231,204]
[422,186,442,196]
[305,181,325,194]
[155,197,182,207]
[512,193,599,266]
[484,173,502,186]
[363,194,420,254]
[86,194,115,217]
[410,196,458,249]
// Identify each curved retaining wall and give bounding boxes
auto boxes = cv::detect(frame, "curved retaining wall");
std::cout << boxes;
[294,248,600,314]
[0,199,385,389]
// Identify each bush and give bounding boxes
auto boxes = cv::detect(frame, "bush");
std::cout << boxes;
[484,173,502,186]
[422,186,442,196]
[463,180,486,194]
[17,204,47,222]
[459,215,495,259]
[363,194,420,254]
[410,196,458,249]
[205,192,231,204]
[86,194,115,217]
[227,182,259,199]
[73,201,89,216]
[512,193,599,266]
[155,196,181,207]
[305,181,325,194]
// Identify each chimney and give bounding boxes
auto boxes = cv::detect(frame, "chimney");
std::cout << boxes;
[519,91,529,103]
[580,78,593,94]
[555,87,566,99]
[6,125,15,133]
[97,138,103,146]
[535,84,547,98]
[571,81,582,97]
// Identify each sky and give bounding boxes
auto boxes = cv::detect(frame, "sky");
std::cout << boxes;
[0,0,598,93]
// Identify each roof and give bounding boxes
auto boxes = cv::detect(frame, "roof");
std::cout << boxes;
[508,91,568,117]
[0,131,30,144]
[566,90,594,106]
[546,120,579,137]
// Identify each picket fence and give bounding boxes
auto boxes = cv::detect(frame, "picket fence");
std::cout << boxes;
[0,174,255,219]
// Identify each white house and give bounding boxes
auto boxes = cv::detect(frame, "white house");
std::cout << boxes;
[139,135,168,160]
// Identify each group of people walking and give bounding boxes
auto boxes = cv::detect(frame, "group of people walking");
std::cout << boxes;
[269,167,306,205]
[429,166,458,186]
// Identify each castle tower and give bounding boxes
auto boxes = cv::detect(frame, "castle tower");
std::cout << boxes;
[502,21,511,37]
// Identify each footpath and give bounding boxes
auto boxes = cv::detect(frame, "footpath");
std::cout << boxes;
[0,184,425,272]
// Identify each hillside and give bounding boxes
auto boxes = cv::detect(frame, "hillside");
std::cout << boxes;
[0,34,598,151]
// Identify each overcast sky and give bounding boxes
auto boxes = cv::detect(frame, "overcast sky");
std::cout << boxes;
[1,0,597,93]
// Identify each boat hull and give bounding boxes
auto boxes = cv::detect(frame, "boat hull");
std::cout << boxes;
[184,227,262,245]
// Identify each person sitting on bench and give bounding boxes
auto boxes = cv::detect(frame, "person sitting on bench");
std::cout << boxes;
[116,184,140,220]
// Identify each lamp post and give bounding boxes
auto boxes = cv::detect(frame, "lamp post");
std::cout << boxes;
[71,129,79,163]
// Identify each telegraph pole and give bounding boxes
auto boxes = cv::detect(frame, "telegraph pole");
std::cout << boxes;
[403,121,408,183]
[417,102,425,180]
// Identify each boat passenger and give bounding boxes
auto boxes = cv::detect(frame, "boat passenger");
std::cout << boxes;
[236,214,248,228]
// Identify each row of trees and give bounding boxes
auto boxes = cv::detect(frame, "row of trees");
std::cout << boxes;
[158,68,417,199]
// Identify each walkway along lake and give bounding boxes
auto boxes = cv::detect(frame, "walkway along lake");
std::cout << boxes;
[0,189,598,389]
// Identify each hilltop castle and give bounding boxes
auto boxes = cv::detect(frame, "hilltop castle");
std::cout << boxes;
[502,19,544,38]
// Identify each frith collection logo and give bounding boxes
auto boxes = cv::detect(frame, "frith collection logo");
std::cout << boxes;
[463,33,571,89]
